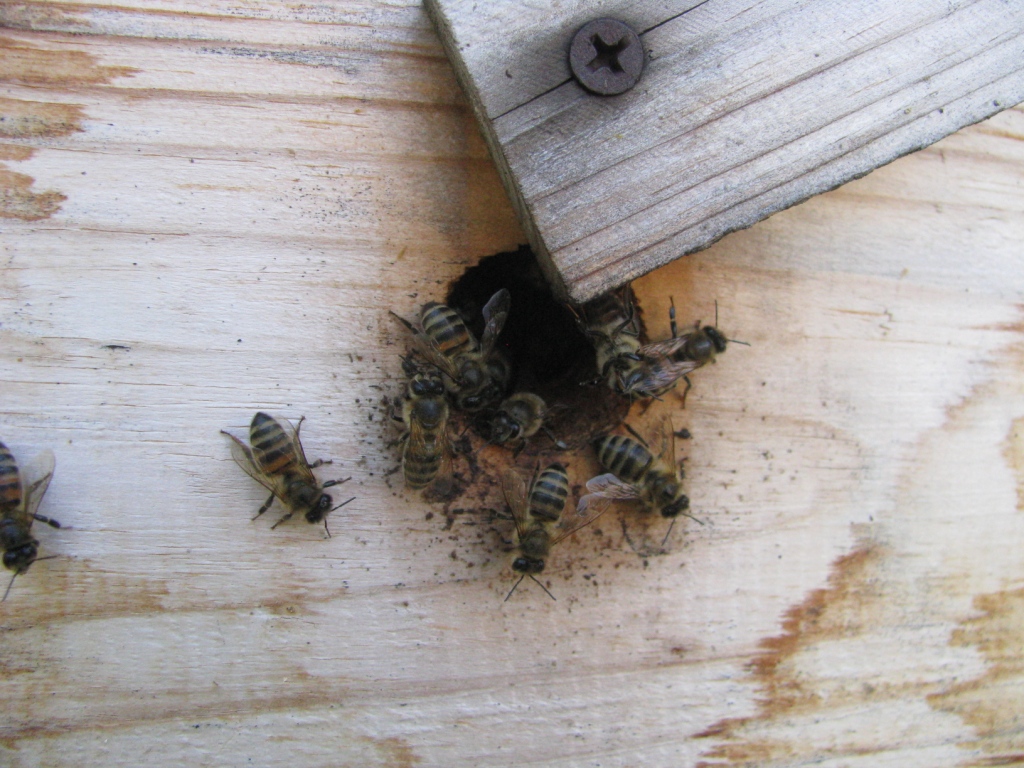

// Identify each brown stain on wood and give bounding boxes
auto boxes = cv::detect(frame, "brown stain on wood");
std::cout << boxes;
[363,736,422,768]
[0,35,133,220]
[695,539,884,766]
[924,414,1024,767]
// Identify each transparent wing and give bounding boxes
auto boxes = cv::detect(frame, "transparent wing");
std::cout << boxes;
[271,414,317,486]
[636,334,691,359]
[501,467,532,540]
[390,311,462,381]
[222,429,281,496]
[555,480,612,545]
[21,449,55,522]
[629,358,700,395]
[479,289,511,356]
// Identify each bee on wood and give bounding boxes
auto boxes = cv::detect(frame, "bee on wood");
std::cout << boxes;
[222,413,353,535]
[571,283,644,394]
[397,364,453,491]
[619,300,744,402]
[503,463,603,601]
[0,440,61,601]
[484,392,565,452]
[390,289,511,412]
[578,423,699,541]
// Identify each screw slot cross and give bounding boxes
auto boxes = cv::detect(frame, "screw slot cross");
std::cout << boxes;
[586,33,630,74]
[569,18,644,96]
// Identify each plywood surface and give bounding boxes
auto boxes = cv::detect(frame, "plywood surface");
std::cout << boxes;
[426,0,1024,302]
[2,2,1024,766]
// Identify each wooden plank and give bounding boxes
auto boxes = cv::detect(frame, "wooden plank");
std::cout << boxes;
[3,2,1024,766]
[426,0,1024,302]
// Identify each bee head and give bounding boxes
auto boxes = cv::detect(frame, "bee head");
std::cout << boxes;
[410,374,444,397]
[3,540,38,573]
[661,494,690,519]
[512,556,545,575]
[490,412,519,444]
[305,493,333,523]
[705,327,728,354]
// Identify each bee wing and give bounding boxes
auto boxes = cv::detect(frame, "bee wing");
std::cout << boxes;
[272,415,318,485]
[636,335,691,359]
[390,311,463,382]
[501,467,532,540]
[575,472,641,514]
[554,479,614,544]
[21,449,55,522]
[479,288,511,356]
[222,429,282,496]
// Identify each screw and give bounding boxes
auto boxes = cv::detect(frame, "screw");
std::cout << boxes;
[569,18,644,96]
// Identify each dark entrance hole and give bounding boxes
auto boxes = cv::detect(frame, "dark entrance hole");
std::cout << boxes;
[446,245,630,449]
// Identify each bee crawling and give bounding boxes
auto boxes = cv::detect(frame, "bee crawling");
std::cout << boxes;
[0,440,61,600]
[503,463,604,601]
[483,392,566,454]
[395,358,453,492]
[222,413,353,536]
[390,289,511,412]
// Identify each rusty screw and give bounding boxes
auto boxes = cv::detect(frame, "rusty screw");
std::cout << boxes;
[569,18,644,96]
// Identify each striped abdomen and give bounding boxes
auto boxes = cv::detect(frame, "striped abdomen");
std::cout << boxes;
[594,435,654,484]
[0,441,22,515]
[421,303,475,359]
[528,464,569,524]
[403,433,443,489]
[249,413,299,476]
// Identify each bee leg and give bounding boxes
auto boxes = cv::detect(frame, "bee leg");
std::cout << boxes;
[624,422,650,448]
[308,458,333,468]
[270,511,294,529]
[322,476,351,489]
[541,426,567,450]
[679,376,693,409]
[32,514,62,529]
[669,297,678,338]
[252,492,276,521]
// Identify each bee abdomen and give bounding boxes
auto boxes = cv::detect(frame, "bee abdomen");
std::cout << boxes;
[0,441,21,510]
[403,451,441,489]
[250,413,297,475]
[529,464,569,523]
[595,435,653,482]
[421,303,473,358]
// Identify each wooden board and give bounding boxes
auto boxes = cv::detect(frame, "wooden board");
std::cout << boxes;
[2,2,1024,766]
[425,0,1024,302]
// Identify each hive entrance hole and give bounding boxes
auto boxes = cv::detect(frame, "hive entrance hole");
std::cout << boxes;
[446,246,629,449]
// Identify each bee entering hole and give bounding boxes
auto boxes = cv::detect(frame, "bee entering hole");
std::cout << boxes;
[446,245,630,449]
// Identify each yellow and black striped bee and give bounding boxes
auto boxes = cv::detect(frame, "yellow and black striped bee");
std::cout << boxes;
[222,413,352,535]
[619,300,740,402]
[571,283,644,393]
[578,422,691,521]
[0,439,60,600]
[397,364,453,491]
[503,463,601,601]
[391,289,511,412]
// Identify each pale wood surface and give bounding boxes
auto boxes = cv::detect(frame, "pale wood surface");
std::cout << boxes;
[426,0,1024,302]
[2,3,1024,767]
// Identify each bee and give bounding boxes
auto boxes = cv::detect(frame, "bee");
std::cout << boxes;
[484,392,564,452]
[619,300,742,402]
[503,463,602,601]
[390,289,511,412]
[397,364,453,490]
[0,440,61,600]
[571,283,643,393]
[222,413,353,535]
[578,423,695,530]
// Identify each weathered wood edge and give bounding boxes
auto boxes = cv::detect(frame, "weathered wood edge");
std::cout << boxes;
[423,0,570,301]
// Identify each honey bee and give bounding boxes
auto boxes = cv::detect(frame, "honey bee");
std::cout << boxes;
[571,283,643,393]
[619,300,742,402]
[578,423,694,526]
[0,440,61,600]
[485,392,564,452]
[222,413,353,535]
[503,463,602,601]
[391,289,511,412]
[397,363,453,491]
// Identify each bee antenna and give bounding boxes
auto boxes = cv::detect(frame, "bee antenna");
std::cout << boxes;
[529,574,557,601]
[504,575,525,602]
[329,497,356,514]
[727,338,751,347]
[2,571,19,603]
[715,299,719,328]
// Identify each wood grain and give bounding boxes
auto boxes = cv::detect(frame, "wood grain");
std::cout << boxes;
[426,0,1024,301]
[2,2,1024,766]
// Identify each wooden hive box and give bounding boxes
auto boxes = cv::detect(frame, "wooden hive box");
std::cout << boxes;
[1,1,1024,766]
[425,0,1024,301]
